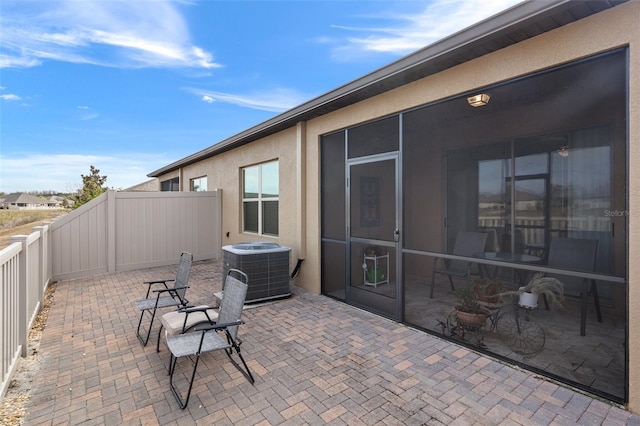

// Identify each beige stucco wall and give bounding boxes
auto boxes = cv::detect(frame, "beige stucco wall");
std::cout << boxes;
[156,1,639,411]
[179,127,302,264]
[125,178,160,192]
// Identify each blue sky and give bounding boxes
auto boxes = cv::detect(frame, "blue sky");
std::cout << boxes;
[0,0,521,194]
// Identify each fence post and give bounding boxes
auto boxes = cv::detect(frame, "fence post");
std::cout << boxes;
[107,190,116,273]
[42,222,53,288]
[10,235,29,357]
[33,226,47,310]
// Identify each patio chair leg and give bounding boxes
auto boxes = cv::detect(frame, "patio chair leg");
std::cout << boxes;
[580,295,587,336]
[169,353,201,409]
[542,294,550,311]
[156,324,164,352]
[168,352,177,376]
[591,279,603,323]
[448,276,455,291]
[136,309,157,346]
[430,271,435,299]
[225,344,255,384]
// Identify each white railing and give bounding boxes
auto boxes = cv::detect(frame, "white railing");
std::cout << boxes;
[0,190,221,401]
[0,225,50,400]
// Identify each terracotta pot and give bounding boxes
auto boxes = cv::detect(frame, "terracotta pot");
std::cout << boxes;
[474,288,500,304]
[473,280,502,305]
[455,307,489,329]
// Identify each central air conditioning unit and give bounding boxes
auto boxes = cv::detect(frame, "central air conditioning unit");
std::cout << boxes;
[222,242,291,303]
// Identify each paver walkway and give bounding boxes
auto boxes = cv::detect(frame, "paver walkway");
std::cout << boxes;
[23,259,640,425]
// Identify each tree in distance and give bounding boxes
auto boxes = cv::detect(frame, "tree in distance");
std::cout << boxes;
[74,165,107,209]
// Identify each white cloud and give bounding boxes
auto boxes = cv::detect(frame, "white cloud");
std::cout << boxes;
[75,105,97,120]
[0,0,220,69]
[0,53,42,68]
[80,113,99,121]
[0,153,173,193]
[1,94,21,101]
[188,87,309,112]
[328,0,522,60]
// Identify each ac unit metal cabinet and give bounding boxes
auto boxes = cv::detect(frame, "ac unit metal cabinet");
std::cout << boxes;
[222,242,291,303]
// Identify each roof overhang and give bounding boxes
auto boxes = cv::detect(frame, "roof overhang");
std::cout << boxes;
[148,0,626,177]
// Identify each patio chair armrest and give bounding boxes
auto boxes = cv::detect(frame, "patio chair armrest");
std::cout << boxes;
[141,279,173,297]
[196,319,244,332]
[178,305,219,313]
[153,285,189,294]
[143,279,175,285]
[150,286,190,307]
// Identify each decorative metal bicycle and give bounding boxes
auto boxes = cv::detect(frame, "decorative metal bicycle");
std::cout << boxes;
[441,296,545,356]
[491,300,545,355]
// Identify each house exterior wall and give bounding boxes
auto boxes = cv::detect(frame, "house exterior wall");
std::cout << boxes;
[178,127,302,262]
[126,178,160,192]
[159,171,181,190]
[154,2,639,411]
[5,204,52,210]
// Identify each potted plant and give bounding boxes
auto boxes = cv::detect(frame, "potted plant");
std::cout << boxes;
[362,245,386,284]
[454,286,490,330]
[499,272,565,309]
[472,278,503,305]
[367,265,384,283]
[364,245,381,257]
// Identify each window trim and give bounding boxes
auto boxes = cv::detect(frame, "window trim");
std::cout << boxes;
[190,176,208,192]
[242,160,279,236]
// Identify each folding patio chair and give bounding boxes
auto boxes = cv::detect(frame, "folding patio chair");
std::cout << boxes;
[166,271,254,408]
[156,268,248,352]
[546,237,600,336]
[134,251,193,346]
[430,231,488,298]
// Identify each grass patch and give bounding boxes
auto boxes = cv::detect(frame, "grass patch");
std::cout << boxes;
[0,210,67,249]
[0,210,66,229]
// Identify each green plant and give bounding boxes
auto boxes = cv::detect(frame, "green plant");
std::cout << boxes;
[455,286,484,314]
[74,165,108,209]
[454,286,490,330]
[364,245,381,257]
[499,272,565,308]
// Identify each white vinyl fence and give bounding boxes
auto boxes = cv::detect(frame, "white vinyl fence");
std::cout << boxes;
[1,190,221,400]
[0,225,49,401]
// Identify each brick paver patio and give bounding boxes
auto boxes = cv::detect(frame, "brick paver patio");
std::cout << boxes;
[23,259,640,425]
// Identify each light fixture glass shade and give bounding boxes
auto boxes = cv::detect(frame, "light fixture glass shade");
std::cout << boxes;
[467,93,490,107]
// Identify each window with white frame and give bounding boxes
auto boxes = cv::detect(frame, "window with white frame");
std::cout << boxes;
[242,161,279,236]
[190,176,207,192]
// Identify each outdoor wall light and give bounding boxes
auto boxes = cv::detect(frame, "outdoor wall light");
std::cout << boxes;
[467,93,490,107]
